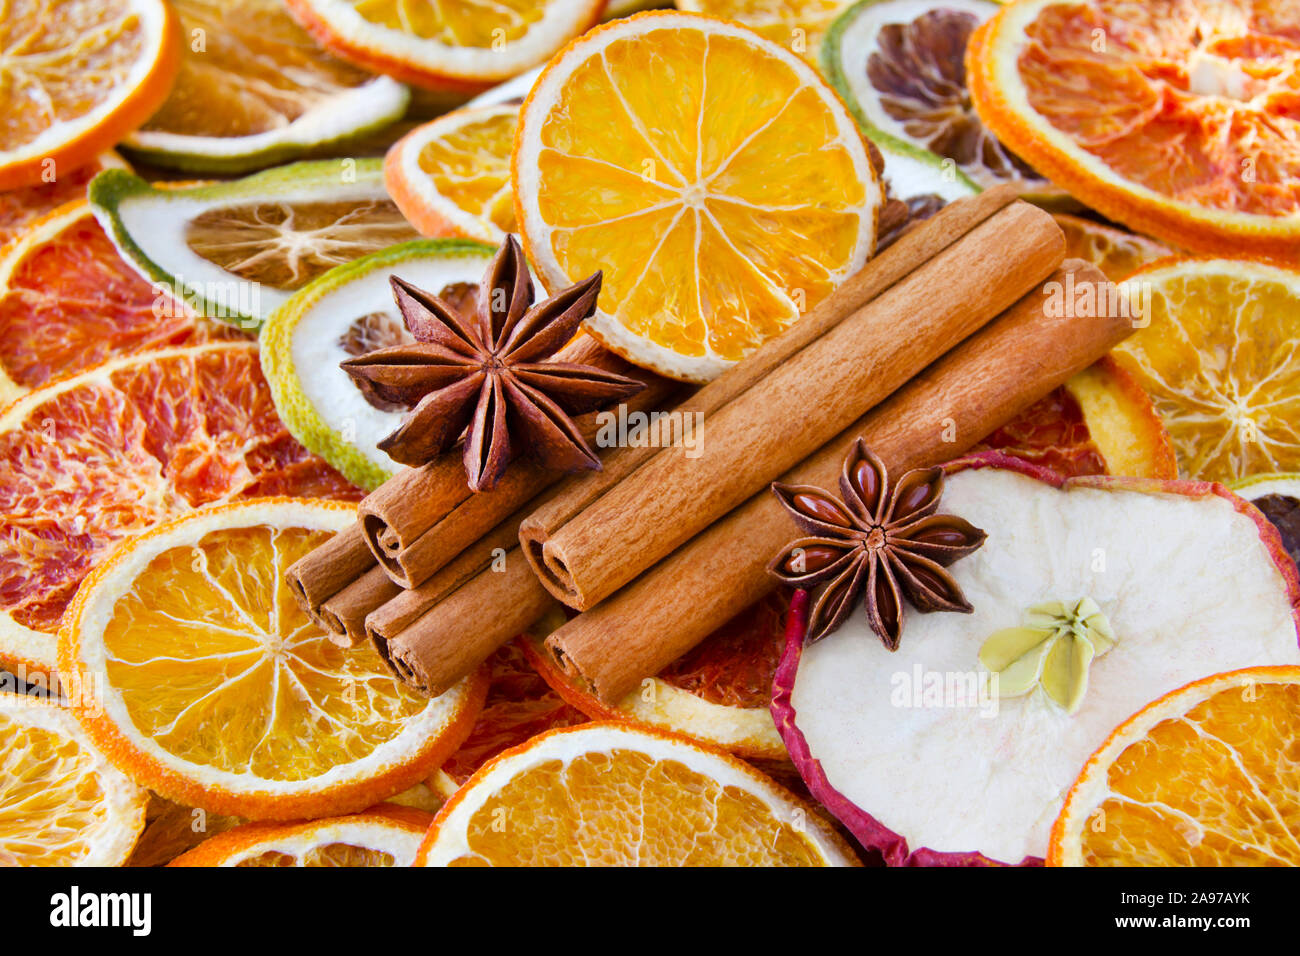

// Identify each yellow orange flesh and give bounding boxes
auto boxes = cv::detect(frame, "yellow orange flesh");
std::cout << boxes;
[1052,668,1300,866]
[1054,213,1172,282]
[1113,259,1300,482]
[516,13,878,379]
[676,0,849,61]
[143,0,379,139]
[354,0,546,47]
[420,723,858,866]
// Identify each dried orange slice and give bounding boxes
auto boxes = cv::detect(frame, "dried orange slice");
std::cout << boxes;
[0,692,148,866]
[285,0,607,91]
[385,105,518,242]
[979,357,1177,480]
[514,11,881,382]
[416,722,860,865]
[1054,214,1173,283]
[0,200,236,403]
[0,342,358,680]
[0,153,129,249]
[168,804,433,866]
[58,499,489,820]
[0,0,181,190]
[1049,666,1300,866]
[123,0,409,173]
[675,0,851,63]
[1112,258,1300,482]
[968,0,1300,261]
[523,592,790,759]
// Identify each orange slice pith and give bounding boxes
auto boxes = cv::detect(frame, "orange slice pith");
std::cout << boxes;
[968,0,1300,261]
[0,0,180,190]
[1049,666,1300,866]
[58,499,489,820]
[417,722,861,866]
[0,692,148,866]
[522,592,790,759]
[168,804,433,866]
[385,105,519,243]
[0,342,359,679]
[0,200,238,403]
[514,11,880,382]
[1112,257,1300,483]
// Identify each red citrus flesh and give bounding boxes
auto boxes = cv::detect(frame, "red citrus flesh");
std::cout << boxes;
[976,384,1107,478]
[0,343,358,644]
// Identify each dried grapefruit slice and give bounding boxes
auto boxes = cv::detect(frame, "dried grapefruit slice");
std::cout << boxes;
[0,153,129,249]
[385,105,518,242]
[417,722,860,865]
[774,456,1300,865]
[822,0,1064,200]
[285,0,607,91]
[968,0,1300,261]
[0,692,148,866]
[514,11,881,382]
[261,238,496,490]
[89,160,420,328]
[122,0,409,174]
[0,342,358,679]
[1053,213,1173,283]
[1112,258,1300,482]
[523,592,791,759]
[0,200,237,404]
[58,498,489,820]
[0,0,180,190]
[1049,666,1300,866]
[168,804,432,866]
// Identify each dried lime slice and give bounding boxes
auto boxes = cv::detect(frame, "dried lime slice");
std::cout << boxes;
[260,239,496,490]
[121,0,409,173]
[89,160,420,328]
[822,0,1064,201]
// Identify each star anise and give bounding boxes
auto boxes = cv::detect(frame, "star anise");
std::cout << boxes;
[340,235,645,491]
[767,440,987,649]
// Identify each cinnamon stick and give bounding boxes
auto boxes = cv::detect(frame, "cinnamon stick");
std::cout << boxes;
[359,334,679,588]
[284,522,374,631]
[524,200,1064,611]
[518,185,1018,578]
[317,567,401,648]
[375,548,556,696]
[545,261,1132,702]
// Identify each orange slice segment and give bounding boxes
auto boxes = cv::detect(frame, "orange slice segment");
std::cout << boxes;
[0,342,359,680]
[417,722,860,865]
[1053,213,1173,283]
[58,499,489,820]
[168,804,433,866]
[0,0,180,190]
[968,0,1300,262]
[514,11,881,382]
[385,105,518,242]
[1112,258,1300,482]
[0,692,148,866]
[286,0,607,91]
[0,200,237,403]
[1049,666,1300,866]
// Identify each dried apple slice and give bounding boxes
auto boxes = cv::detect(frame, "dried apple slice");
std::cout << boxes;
[773,453,1300,865]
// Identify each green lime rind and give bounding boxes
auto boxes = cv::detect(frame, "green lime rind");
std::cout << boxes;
[823,0,978,192]
[1229,474,1300,500]
[88,159,391,330]
[261,238,496,491]
[119,80,410,175]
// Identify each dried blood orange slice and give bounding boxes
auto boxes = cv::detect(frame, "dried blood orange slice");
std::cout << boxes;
[522,591,791,759]
[0,341,358,679]
[0,153,129,249]
[437,639,587,789]
[0,200,237,404]
[968,0,1300,261]
[822,0,1065,201]
[168,804,433,866]
[1049,666,1300,866]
